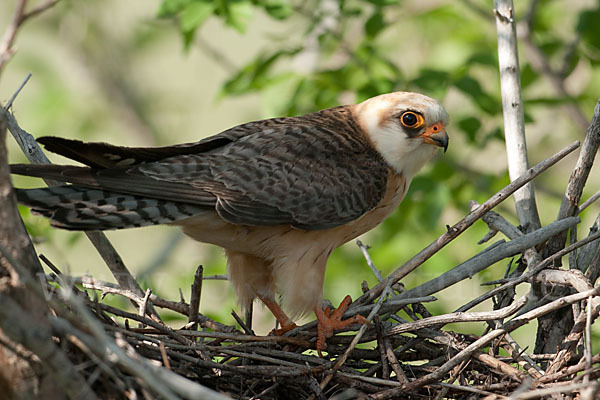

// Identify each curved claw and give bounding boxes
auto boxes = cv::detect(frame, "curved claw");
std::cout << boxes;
[269,321,298,336]
[314,295,369,355]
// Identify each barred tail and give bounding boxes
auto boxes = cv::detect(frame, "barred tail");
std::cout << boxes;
[16,186,206,230]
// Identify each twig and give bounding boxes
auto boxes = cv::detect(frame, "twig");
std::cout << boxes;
[20,0,59,23]
[357,239,383,282]
[545,98,600,258]
[0,1,59,77]
[385,294,528,336]
[397,217,578,300]
[353,289,592,398]
[231,309,254,335]
[188,265,203,327]
[4,72,31,111]
[54,284,230,400]
[356,140,580,306]
[513,382,599,399]
[0,0,27,77]
[455,228,600,313]
[578,189,600,214]
[406,285,600,391]
[495,0,541,234]
[0,244,99,400]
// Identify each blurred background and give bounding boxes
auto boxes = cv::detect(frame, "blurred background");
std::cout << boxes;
[1,0,599,348]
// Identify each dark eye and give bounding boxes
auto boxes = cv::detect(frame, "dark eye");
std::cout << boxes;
[400,111,424,128]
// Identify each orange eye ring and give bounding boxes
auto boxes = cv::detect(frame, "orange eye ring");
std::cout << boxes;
[400,111,424,129]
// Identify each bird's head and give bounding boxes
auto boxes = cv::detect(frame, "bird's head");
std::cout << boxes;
[354,91,449,179]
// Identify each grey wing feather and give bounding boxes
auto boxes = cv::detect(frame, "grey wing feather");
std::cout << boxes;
[13,106,389,230]
[137,107,389,229]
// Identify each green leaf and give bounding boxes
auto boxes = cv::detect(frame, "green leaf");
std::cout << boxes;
[180,1,214,47]
[454,75,501,115]
[413,69,451,93]
[365,10,385,38]
[577,8,600,52]
[224,0,253,33]
[157,0,191,17]
[364,0,400,6]
[222,50,297,95]
[458,116,482,144]
[259,0,293,19]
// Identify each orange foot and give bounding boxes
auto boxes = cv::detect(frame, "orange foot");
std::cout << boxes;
[313,295,369,355]
[259,296,298,336]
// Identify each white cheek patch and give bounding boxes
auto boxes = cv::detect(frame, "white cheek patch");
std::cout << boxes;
[369,123,437,179]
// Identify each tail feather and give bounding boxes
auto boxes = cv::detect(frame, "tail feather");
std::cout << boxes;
[16,186,206,230]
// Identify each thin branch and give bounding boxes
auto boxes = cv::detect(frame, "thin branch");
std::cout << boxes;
[456,229,600,313]
[397,217,578,300]
[545,98,600,259]
[0,0,60,77]
[0,0,27,77]
[385,294,528,336]
[357,239,383,282]
[495,0,541,233]
[404,285,600,392]
[188,265,203,327]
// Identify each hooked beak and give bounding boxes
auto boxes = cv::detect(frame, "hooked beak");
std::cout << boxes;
[421,122,449,153]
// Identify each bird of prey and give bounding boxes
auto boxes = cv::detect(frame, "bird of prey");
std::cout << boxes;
[11,91,449,351]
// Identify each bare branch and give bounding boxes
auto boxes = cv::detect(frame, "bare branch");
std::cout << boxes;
[495,0,541,233]
[545,99,600,259]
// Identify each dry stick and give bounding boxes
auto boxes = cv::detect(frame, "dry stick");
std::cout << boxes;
[70,275,192,316]
[373,315,389,379]
[469,200,541,268]
[357,239,383,282]
[396,216,579,300]
[188,265,203,327]
[0,0,59,76]
[0,244,99,400]
[455,229,600,313]
[0,0,27,75]
[578,189,600,214]
[501,334,544,378]
[585,295,593,381]
[356,140,580,307]
[54,285,230,400]
[540,269,600,375]
[3,107,160,320]
[515,382,599,400]
[384,293,528,336]
[4,72,31,110]
[495,0,541,234]
[546,98,600,258]
[373,285,600,399]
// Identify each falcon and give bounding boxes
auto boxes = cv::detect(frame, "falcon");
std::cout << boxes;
[11,92,449,351]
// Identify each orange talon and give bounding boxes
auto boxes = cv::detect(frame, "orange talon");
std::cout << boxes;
[313,295,369,355]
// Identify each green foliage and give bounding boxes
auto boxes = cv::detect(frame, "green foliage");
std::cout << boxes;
[157,0,293,47]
